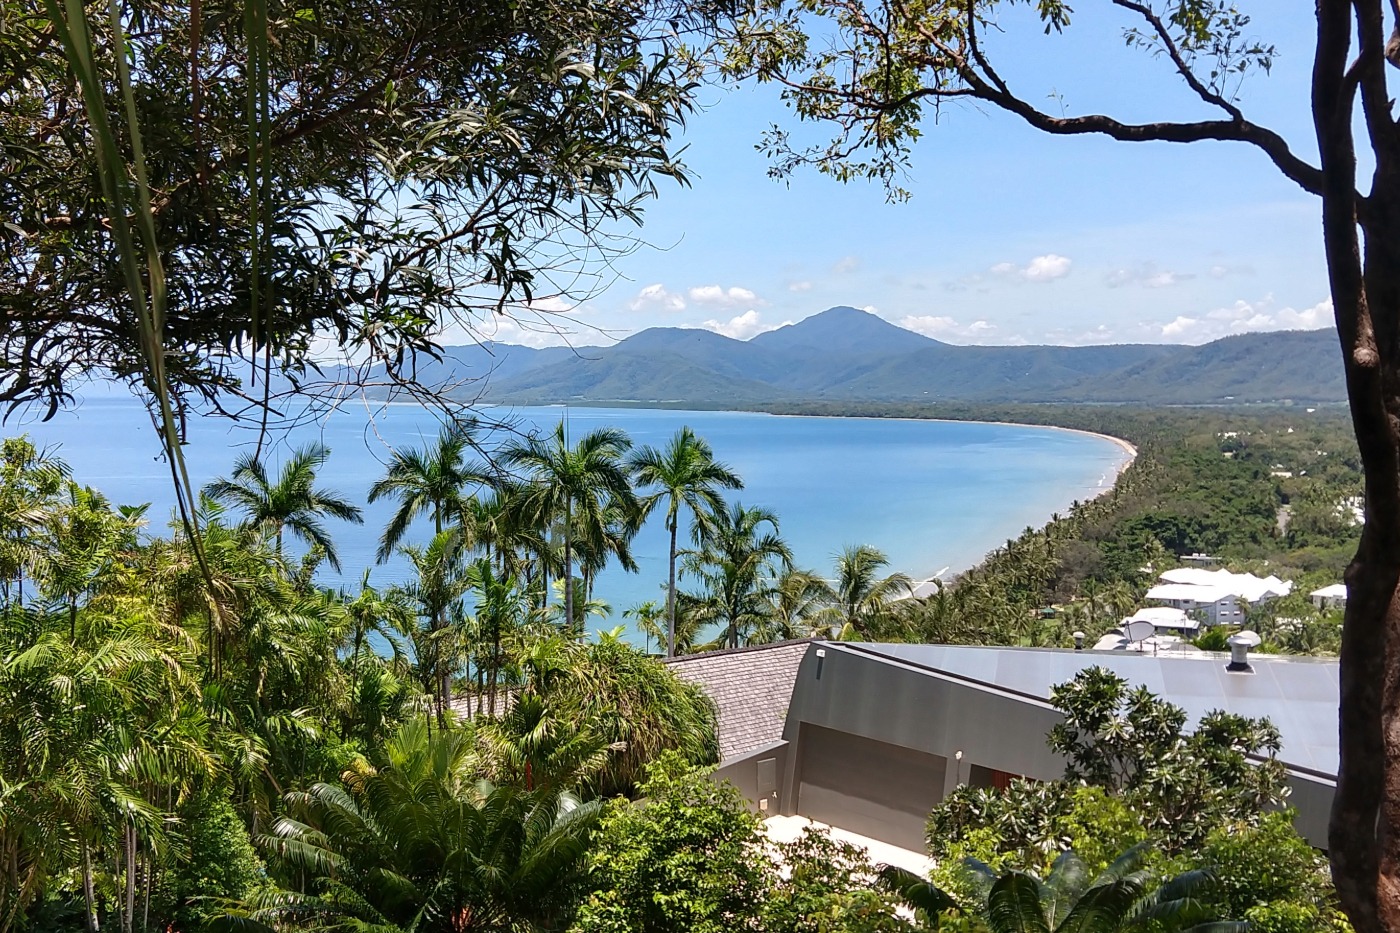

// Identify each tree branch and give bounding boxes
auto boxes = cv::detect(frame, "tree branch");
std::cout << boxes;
[1110,0,1244,121]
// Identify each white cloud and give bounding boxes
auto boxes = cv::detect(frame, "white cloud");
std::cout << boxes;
[861,305,879,314]
[899,314,998,341]
[990,255,1072,283]
[702,310,782,340]
[1024,254,1073,281]
[1106,263,1188,289]
[1157,297,1334,344]
[833,256,860,274]
[687,285,761,308]
[1276,299,1333,329]
[1160,316,1198,338]
[788,280,813,292]
[628,283,685,312]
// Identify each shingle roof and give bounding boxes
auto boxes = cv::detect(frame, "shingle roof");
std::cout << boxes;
[664,639,813,761]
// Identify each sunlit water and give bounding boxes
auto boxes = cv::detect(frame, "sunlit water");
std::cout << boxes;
[13,399,1129,645]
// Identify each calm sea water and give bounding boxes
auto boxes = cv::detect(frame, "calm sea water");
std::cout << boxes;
[10,399,1128,644]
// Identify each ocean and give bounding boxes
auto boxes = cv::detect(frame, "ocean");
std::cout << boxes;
[9,398,1129,642]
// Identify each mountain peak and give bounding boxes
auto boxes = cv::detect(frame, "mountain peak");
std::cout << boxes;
[751,306,941,354]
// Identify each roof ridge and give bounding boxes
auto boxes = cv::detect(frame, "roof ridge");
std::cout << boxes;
[662,637,818,664]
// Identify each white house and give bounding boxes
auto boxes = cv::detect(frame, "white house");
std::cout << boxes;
[1310,583,1348,610]
[1157,568,1293,603]
[1144,582,1243,626]
[1123,605,1198,634]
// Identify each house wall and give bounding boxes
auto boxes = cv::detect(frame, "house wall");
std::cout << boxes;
[770,644,1334,850]
[713,740,789,816]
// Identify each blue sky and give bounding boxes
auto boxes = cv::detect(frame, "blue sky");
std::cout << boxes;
[479,5,1332,350]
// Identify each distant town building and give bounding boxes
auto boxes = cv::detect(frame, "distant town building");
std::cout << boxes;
[1145,582,1242,625]
[1310,583,1348,611]
[1142,568,1292,627]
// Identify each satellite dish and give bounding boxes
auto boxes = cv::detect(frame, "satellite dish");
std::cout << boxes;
[1228,630,1262,648]
[1125,619,1156,644]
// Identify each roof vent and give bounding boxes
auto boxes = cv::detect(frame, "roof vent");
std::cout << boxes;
[1227,630,1261,673]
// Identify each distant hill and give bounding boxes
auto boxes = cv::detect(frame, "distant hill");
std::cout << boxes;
[751,305,939,356]
[387,307,1344,406]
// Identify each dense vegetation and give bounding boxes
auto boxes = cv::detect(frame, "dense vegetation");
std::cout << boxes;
[733,401,1362,656]
[0,396,1358,931]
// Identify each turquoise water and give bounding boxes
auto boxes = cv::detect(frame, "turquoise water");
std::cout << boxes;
[10,400,1129,641]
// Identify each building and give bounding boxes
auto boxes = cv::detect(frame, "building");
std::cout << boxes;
[1158,567,1293,603]
[1310,583,1348,610]
[689,641,1337,852]
[1143,568,1294,627]
[1123,605,1197,634]
[1144,582,1242,625]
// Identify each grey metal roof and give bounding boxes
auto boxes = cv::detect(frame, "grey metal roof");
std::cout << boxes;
[665,639,813,761]
[848,643,1339,776]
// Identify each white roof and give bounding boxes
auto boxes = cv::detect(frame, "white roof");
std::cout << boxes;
[1089,632,1204,654]
[1158,568,1293,602]
[1147,582,1236,604]
[1124,606,1199,631]
[1310,583,1348,599]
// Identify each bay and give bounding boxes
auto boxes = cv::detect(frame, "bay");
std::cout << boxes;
[9,398,1130,645]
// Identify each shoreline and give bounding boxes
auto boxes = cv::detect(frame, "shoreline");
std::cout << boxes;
[485,401,1141,586]
[501,401,1139,587]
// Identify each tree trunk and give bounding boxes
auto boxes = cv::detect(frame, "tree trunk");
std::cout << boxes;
[488,619,500,718]
[81,843,99,933]
[667,518,679,657]
[563,503,574,634]
[1314,4,1400,929]
[123,823,134,933]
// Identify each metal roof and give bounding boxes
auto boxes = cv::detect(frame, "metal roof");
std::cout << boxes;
[848,643,1339,777]
[1147,582,1236,604]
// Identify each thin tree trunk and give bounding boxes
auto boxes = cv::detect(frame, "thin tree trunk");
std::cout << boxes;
[488,618,500,718]
[123,823,134,933]
[667,518,678,658]
[563,501,574,634]
[81,843,99,933]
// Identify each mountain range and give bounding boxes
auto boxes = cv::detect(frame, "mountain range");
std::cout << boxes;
[393,306,1345,406]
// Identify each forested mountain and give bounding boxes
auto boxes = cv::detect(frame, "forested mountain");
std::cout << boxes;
[397,306,1344,405]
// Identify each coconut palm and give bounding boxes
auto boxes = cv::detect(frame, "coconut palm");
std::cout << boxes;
[465,558,528,718]
[762,568,828,641]
[812,545,913,641]
[230,719,600,933]
[629,427,743,657]
[502,422,637,628]
[683,502,792,650]
[399,530,469,723]
[202,442,363,570]
[367,423,495,563]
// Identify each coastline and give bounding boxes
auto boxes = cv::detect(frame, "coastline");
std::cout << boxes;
[487,401,1142,586]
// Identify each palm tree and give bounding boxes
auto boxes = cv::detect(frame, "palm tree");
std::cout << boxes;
[763,568,828,641]
[399,530,469,723]
[683,502,792,650]
[629,427,743,657]
[203,442,363,570]
[465,558,528,718]
[813,545,913,641]
[502,422,637,629]
[879,846,1245,932]
[367,423,494,563]
[230,719,600,933]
